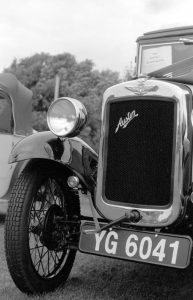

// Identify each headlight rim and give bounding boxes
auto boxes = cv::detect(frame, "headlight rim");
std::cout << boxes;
[47,97,87,138]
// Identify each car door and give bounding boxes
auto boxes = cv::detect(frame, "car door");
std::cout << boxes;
[0,93,23,198]
[0,134,22,198]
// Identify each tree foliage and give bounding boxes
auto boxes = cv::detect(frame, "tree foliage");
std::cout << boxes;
[4,52,121,151]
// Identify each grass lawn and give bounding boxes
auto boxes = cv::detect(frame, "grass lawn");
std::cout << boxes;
[1,198,193,299]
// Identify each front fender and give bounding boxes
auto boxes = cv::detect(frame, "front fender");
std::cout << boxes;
[9,131,98,190]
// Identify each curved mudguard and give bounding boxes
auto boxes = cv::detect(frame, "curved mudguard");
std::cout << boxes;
[9,131,98,190]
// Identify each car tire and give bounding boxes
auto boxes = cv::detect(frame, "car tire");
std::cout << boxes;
[5,165,80,294]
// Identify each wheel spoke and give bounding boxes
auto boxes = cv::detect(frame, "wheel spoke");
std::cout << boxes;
[27,177,71,278]
[37,247,44,272]
[45,180,55,204]
[30,245,44,252]
[31,207,42,223]
[36,246,47,274]
[50,250,58,266]
[46,250,52,276]
[46,179,60,206]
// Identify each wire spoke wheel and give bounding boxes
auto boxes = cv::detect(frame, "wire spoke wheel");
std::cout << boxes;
[29,178,68,278]
[5,165,80,294]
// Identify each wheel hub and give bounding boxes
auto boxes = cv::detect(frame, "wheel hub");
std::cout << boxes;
[41,204,65,250]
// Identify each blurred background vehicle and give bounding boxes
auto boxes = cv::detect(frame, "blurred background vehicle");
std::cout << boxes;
[0,73,33,215]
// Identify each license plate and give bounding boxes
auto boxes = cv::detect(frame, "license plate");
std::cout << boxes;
[79,222,192,268]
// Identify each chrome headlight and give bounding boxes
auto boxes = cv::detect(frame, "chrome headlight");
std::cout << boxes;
[47,97,87,137]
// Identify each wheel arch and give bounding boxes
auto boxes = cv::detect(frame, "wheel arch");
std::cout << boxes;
[21,158,88,190]
[9,131,98,193]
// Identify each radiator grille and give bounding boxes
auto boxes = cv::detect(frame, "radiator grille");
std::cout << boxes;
[104,99,175,207]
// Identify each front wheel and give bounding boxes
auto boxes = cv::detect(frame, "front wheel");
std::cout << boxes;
[5,166,80,294]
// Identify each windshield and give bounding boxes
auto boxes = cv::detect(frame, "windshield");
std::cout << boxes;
[0,93,13,133]
[140,42,193,78]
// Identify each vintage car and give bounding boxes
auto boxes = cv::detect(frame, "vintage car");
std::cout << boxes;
[0,73,33,215]
[5,25,193,294]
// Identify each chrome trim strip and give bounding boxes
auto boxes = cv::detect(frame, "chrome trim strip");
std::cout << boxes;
[95,78,190,227]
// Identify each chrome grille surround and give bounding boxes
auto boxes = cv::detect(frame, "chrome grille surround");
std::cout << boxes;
[95,78,191,227]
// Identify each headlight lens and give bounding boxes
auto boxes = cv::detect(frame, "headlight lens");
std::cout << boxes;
[47,97,87,137]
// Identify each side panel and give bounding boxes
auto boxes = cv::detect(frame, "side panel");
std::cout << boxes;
[9,131,98,190]
[0,134,22,198]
